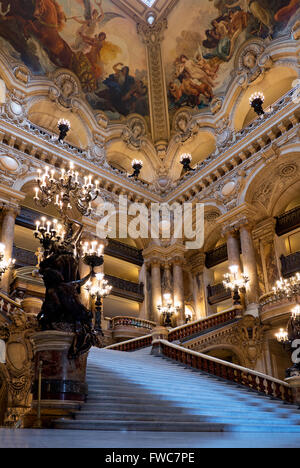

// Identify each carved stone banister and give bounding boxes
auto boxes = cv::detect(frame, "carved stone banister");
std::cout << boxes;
[105,334,153,352]
[168,308,241,343]
[107,316,156,331]
[276,206,300,236]
[153,340,293,403]
[0,291,23,322]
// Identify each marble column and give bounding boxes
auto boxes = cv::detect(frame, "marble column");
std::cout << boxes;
[190,252,206,319]
[240,223,259,312]
[173,258,185,325]
[150,260,162,324]
[225,230,242,273]
[1,205,19,293]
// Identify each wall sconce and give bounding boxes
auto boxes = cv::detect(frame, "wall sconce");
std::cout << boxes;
[129,160,143,179]
[58,119,71,143]
[0,243,15,281]
[180,153,195,173]
[249,92,265,116]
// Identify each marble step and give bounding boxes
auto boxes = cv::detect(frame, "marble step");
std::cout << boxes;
[55,419,228,432]
[73,411,299,425]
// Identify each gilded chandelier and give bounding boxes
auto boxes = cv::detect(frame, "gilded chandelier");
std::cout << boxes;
[34,162,101,220]
[273,273,300,301]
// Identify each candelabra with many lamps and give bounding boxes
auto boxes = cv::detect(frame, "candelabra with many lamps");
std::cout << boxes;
[81,241,105,274]
[0,243,15,281]
[274,273,300,377]
[34,162,101,222]
[34,217,65,258]
[180,153,195,173]
[249,92,265,116]
[157,293,180,328]
[129,160,143,179]
[85,273,112,334]
[273,273,300,301]
[223,265,250,306]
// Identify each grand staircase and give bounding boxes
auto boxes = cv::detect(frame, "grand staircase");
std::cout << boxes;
[55,347,300,433]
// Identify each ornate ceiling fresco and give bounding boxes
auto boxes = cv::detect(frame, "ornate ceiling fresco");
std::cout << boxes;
[0,0,299,140]
[0,0,149,121]
[164,0,300,122]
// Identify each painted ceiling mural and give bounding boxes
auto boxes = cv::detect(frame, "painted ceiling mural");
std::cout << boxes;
[164,0,300,122]
[0,0,149,121]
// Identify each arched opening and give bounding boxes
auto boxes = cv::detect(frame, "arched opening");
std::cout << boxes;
[204,347,242,366]
[234,66,298,131]
[28,100,90,149]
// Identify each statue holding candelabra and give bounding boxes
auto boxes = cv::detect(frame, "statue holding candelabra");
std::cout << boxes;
[33,162,105,358]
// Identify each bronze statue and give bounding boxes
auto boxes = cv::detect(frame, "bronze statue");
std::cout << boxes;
[37,218,99,358]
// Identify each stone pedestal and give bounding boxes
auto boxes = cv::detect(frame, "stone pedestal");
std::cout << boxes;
[285,375,300,407]
[32,331,88,405]
[21,297,43,317]
[151,327,169,356]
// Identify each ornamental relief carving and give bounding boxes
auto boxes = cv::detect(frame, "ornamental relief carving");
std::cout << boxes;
[190,316,267,369]
[0,310,38,427]
[49,70,82,112]
[122,117,147,150]
[235,40,272,87]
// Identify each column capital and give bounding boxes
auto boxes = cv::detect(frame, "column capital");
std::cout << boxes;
[188,251,206,274]
[217,203,258,236]
[252,218,276,245]
[0,202,20,217]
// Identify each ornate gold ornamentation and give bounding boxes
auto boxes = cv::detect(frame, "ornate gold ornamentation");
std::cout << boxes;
[0,310,38,427]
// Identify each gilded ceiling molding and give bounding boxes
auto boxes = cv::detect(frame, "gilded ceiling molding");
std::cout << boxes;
[137,18,170,147]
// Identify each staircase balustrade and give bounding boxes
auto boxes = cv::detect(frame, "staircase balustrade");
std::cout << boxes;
[107,316,156,331]
[168,308,241,342]
[105,334,153,352]
[153,340,293,404]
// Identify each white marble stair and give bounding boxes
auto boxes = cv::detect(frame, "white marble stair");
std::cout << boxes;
[54,347,300,432]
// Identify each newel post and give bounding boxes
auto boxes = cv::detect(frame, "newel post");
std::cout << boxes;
[285,376,300,407]
[151,326,169,356]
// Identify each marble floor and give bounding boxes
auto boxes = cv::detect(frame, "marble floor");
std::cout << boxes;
[0,429,300,448]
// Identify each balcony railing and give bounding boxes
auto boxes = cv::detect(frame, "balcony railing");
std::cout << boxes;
[107,316,156,331]
[276,206,300,236]
[207,283,231,305]
[105,275,144,303]
[280,252,300,278]
[205,244,228,269]
[0,292,23,321]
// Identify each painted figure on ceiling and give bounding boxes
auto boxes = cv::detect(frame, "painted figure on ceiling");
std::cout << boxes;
[168,0,299,115]
[0,0,149,121]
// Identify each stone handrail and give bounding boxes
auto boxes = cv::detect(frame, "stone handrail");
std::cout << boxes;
[153,340,293,404]
[107,316,157,331]
[0,291,22,319]
[105,334,153,352]
[168,307,241,342]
